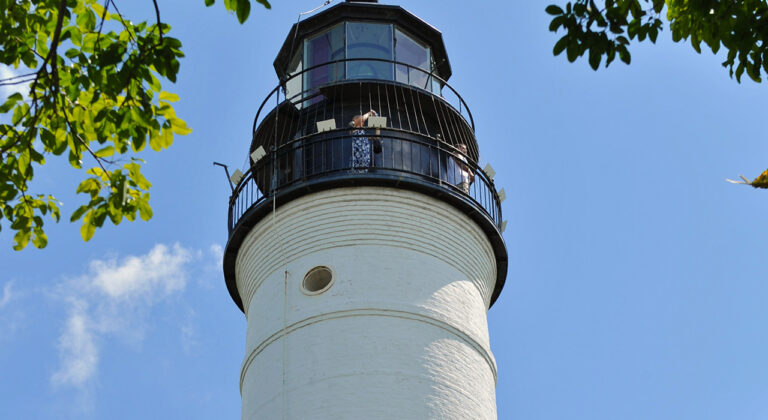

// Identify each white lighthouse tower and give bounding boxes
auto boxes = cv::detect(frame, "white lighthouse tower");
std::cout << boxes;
[222,1,508,418]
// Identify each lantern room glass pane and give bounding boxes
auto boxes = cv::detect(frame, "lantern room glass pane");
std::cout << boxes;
[285,49,303,103]
[305,24,345,92]
[346,22,393,81]
[395,29,431,90]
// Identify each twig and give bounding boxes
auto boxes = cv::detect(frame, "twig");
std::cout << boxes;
[95,0,111,49]
[109,1,137,46]
[61,104,112,175]
[0,72,37,82]
[0,76,36,87]
[151,0,163,43]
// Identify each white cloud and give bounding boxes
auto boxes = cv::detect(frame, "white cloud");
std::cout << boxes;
[194,243,225,289]
[0,64,31,100]
[90,243,192,300]
[209,243,224,262]
[180,321,197,355]
[0,281,13,308]
[0,281,25,342]
[51,301,97,388]
[52,243,195,389]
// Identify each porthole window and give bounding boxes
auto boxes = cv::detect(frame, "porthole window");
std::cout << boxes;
[301,266,334,295]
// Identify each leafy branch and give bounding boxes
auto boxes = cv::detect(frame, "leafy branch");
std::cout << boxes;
[0,0,188,249]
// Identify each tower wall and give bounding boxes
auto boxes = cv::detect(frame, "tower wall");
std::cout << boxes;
[236,187,498,419]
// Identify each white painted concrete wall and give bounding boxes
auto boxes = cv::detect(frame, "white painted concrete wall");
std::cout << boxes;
[235,187,498,419]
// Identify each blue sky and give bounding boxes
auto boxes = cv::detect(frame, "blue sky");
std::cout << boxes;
[2,1,767,419]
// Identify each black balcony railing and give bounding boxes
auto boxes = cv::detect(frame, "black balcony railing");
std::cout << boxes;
[228,130,502,233]
[250,58,479,161]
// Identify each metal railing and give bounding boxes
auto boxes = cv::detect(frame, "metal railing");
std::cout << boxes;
[229,130,501,233]
[251,58,477,157]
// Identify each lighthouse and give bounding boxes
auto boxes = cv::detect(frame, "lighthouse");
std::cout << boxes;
[222,1,508,418]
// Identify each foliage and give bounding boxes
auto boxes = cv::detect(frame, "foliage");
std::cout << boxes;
[546,0,768,82]
[204,0,272,24]
[749,169,768,189]
[0,0,274,250]
[0,0,189,250]
[546,0,768,188]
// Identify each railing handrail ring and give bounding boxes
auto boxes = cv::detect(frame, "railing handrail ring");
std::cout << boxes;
[251,58,475,138]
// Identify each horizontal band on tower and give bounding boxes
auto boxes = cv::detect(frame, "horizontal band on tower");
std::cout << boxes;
[239,307,498,394]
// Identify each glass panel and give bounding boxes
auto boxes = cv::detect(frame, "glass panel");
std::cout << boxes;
[304,24,345,93]
[395,28,430,89]
[285,49,303,105]
[346,22,393,80]
[431,76,442,95]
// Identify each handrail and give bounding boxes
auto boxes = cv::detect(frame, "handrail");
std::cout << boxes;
[228,130,501,235]
[251,58,475,137]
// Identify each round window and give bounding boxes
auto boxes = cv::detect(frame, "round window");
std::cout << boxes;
[301,266,334,295]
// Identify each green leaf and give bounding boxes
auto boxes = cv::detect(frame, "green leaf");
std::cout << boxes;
[588,47,601,70]
[149,126,174,151]
[137,195,153,221]
[70,205,89,222]
[619,47,631,64]
[81,211,96,241]
[76,178,101,196]
[18,150,30,175]
[92,2,107,18]
[131,132,147,152]
[549,16,564,32]
[148,73,162,92]
[32,227,48,249]
[13,228,31,251]
[236,0,251,23]
[126,163,152,190]
[0,93,23,113]
[158,91,180,102]
[76,8,97,32]
[0,185,18,201]
[95,145,115,157]
[107,200,123,225]
[205,0,216,6]
[69,149,83,169]
[11,104,26,125]
[545,5,564,16]
[49,199,61,223]
[710,41,720,55]
[566,41,579,62]
[170,118,192,135]
[553,36,569,56]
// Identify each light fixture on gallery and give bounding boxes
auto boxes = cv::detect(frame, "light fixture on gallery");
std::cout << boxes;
[483,163,496,180]
[316,119,337,132]
[250,146,266,163]
[230,169,244,185]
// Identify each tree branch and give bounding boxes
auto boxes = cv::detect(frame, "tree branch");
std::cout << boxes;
[0,72,37,83]
[109,1,137,45]
[152,0,163,42]
[61,103,112,175]
[95,0,111,49]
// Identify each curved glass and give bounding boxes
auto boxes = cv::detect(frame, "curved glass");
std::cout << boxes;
[296,22,440,99]
[305,24,345,93]
[395,28,431,89]
[346,22,394,80]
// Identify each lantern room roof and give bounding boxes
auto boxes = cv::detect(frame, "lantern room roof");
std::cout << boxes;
[272,1,452,82]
